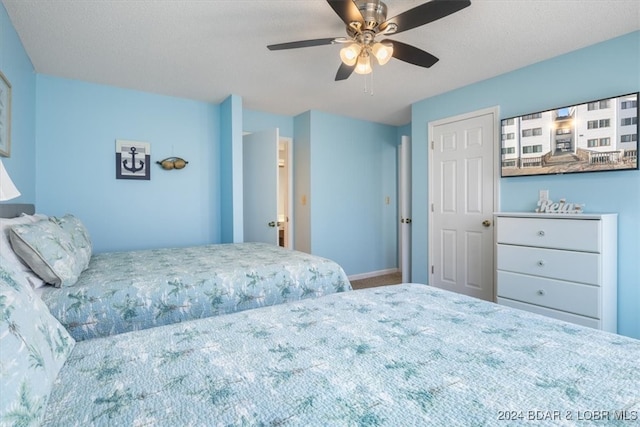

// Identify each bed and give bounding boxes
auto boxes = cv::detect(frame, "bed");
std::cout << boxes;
[38,242,351,341]
[0,205,351,341]
[2,259,638,426]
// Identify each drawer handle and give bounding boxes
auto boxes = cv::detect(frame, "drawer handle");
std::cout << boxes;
[537,260,545,267]
[537,230,545,237]
[537,289,546,296]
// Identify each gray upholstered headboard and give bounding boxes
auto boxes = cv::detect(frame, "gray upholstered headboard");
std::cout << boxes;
[0,203,35,218]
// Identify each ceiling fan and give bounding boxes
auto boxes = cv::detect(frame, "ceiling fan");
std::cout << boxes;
[267,0,471,81]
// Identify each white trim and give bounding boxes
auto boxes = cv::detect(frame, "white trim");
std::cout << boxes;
[348,268,399,281]
[280,136,294,249]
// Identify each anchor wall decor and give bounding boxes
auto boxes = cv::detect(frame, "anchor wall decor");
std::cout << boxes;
[115,139,151,180]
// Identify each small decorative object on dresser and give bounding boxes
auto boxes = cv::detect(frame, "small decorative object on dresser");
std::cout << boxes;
[536,198,584,214]
[494,212,617,332]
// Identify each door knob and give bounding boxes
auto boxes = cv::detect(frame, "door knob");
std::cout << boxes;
[482,220,491,227]
[268,221,276,227]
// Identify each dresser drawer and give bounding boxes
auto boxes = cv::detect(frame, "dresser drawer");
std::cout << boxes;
[497,271,599,318]
[497,244,600,285]
[497,297,600,329]
[496,216,601,252]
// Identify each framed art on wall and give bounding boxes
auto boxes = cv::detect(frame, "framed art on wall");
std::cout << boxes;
[500,92,638,177]
[0,71,11,157]
[115,139,151,180]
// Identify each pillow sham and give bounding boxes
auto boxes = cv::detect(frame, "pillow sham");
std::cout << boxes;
[49,214,92,271]
[9,219,84,288]
[0,258,75,426]
[0,213,48,288]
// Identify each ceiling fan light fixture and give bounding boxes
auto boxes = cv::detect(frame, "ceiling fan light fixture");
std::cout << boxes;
[372,42,393,65]
[339,43,361,66]
[267,0,471,81]
[354,52,372,75]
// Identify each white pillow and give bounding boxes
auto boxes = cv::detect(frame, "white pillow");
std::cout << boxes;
[0,213,48,288]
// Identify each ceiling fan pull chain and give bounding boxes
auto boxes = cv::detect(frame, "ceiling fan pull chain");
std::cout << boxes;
[362,68,374,96]
[361,66,375,96]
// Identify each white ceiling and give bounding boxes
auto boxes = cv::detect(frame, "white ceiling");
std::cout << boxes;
[3,0,639,126]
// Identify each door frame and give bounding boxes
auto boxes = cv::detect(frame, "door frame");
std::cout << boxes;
[427,106,501,299]
[280,136,294,249]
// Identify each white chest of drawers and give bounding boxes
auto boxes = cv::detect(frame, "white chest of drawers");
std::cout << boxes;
[495,212,617,332]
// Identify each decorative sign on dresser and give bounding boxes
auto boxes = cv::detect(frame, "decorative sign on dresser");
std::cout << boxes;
[494,212,617,333]
[535,198,584,214]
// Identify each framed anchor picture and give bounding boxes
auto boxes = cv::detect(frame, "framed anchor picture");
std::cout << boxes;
[116,139,151,180]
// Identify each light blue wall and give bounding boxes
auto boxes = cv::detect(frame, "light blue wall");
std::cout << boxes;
[35,75,221,253]
[411,31,640,339]
[293,112,312,253]
[243,109,294,138]
[309,111,398,275]
[30,68,401,275]
[397,124,411,137]
[0,3,36,203]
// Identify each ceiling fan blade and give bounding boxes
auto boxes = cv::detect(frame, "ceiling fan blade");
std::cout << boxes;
[384,39,439,68]
[379,0,471,35]
[326,0,364,26]
[335,62,355,81]
[267,38,338,50]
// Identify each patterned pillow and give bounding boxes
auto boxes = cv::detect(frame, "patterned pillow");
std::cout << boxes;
[9,220,84,288]
[49,214,92,271]
[0,258,75,426]
[0,214,48,289]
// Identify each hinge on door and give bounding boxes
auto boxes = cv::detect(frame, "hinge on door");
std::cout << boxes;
[431,265,434,274]
[431,141,434,150]
[431,203,434,212]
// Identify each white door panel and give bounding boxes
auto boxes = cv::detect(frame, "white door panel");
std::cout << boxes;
[243,129,279,244]
[430,110,496,301]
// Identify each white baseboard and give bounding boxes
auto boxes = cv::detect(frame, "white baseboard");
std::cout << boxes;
[348,268,399,281]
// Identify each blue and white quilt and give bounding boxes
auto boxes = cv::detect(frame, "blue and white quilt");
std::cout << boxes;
[38,242,351,341]
[40,283,640,426]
